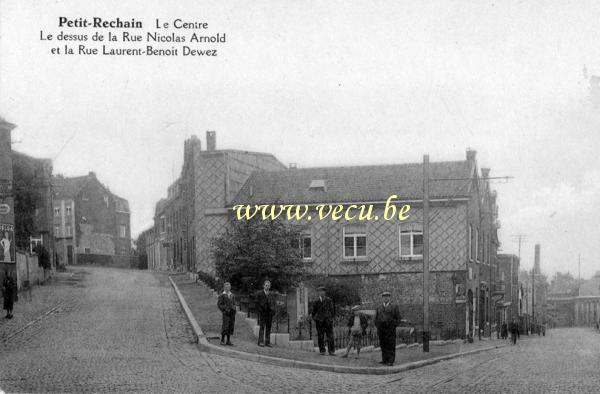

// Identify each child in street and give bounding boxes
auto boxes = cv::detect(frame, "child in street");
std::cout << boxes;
[341,305,368,359]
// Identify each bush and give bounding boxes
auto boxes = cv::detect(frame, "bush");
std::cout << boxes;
[33,244,51,270]
[312,277,361,311]
[197,270,223,292]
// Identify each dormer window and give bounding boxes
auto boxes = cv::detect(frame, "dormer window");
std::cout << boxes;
[309,179,326,191]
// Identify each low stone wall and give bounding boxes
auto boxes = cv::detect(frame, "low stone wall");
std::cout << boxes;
[16,251,50,289]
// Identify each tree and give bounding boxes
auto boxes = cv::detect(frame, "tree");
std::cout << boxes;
[212,218,306,294]
[33,243,51,270]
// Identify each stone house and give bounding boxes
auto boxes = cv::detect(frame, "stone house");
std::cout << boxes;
[229,150,500,339]
[152,132,286,273]
[52,172,132,267]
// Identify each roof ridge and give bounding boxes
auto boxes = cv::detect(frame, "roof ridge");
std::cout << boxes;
[248,160,468,174]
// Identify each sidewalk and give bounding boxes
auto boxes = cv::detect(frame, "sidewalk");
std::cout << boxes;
[0,268,84,341]
[172,275,508,372]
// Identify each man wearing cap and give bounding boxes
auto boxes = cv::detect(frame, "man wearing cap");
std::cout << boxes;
[311,286,335,355]
[374,291,401,366]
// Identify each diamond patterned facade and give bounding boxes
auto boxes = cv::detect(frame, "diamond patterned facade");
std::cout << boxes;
[147,135,500,340]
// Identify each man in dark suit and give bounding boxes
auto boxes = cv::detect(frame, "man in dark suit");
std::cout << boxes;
[255,280,275,347]
[311,286,335,355]
[217,282,236,346]
[374,291,401,366]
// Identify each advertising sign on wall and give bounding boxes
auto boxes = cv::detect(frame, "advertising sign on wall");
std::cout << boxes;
[0,223,15,263]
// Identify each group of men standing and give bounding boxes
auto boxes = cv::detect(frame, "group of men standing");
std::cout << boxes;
[217,281,402,366]
[310,286,402,366]
[217,280,276,347]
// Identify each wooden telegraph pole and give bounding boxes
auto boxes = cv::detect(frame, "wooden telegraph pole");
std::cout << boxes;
[423,155,430,352]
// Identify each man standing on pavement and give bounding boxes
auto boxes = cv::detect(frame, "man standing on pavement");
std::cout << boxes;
[311,286,335,355]
[256,279,275,347]
[509,318,518,345]
[217,282,236,346]
[374,291,401,366]
[2,270,16,319]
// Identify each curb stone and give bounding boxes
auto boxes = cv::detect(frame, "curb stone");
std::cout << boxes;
[169,276,507,375]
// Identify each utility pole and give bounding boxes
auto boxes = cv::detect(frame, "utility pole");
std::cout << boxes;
[422,154,430,352]
[578,254,581,296]
[532,267,535,332]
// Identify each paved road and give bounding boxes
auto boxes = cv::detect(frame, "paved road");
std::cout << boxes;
[0,267,598,393]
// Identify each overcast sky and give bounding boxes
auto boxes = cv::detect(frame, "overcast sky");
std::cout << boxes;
[2,0,600,279]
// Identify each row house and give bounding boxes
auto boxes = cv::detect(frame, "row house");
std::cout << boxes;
[495,254,521,325]
[1,117,55,287]
[52,172,131,267]
[150,131,286,273]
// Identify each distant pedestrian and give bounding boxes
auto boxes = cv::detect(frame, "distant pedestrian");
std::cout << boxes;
[255,280,275,347]
[341,305,368,359]
[509,318,518,344]
[217,282,236,346]
[374,291,401,366]
[2,270,16,319]
[311,286,335,355]
[501,322,508,340]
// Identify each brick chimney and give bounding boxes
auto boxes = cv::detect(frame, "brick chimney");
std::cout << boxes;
[534,244,541,274]
[206,131,216,151]
[481,168,490,179]
[466,149,477,163]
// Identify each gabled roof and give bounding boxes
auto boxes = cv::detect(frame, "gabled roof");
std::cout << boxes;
[52,175,90,200]
[232,160,472,205]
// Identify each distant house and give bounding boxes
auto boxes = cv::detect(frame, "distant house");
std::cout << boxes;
[52,172,132,267]
[496,254,520,324]
[548,272,600,327]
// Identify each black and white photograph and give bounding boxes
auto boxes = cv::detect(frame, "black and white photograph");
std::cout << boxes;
[1,0,600,392]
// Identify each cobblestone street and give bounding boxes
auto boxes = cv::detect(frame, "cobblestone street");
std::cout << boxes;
[1,267,599,393]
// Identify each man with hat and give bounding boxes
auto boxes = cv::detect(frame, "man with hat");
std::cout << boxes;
[217,282,236,346]
[311,285,335,355]
[374,290,401,366]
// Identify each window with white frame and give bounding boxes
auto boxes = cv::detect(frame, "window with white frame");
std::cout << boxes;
[65,224,72,237]
[30,237,43,254]
[119,224,127,238]
[399,222,423,257]
[54,207,60,216]
[66,205,72,215]
[291,230,312,260]
[343,224,367,258]
[54,225,61,237]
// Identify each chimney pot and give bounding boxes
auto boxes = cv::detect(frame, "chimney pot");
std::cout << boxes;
[466,149,477,162]
[206,131,216,151]
[481,168,490,179]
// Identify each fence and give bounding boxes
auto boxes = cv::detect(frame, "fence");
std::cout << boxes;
[237,292,291,333]
[288,321,418,349]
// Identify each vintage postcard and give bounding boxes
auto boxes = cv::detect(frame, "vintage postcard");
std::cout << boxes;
[1,1,599,392]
